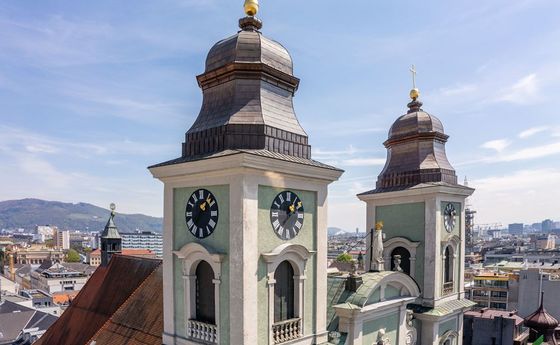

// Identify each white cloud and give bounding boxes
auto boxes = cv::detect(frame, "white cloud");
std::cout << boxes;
[519,126,550,139]
[481,139,511,153]
[341,158,386,167]
[497,73,539,104]
[470,169,560,224]
[499,141,560,162]
[439,83,477,97]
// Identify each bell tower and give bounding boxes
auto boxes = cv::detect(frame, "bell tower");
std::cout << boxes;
[100,203,122,267]
[358,77,475,345]
[149,2,342,344]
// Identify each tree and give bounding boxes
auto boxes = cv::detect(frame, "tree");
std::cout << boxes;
[336,252,353,263]
[65,249,81,263]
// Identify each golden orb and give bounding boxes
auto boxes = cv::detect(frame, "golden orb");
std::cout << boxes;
[244,0,259,16]
[409,88,420,100]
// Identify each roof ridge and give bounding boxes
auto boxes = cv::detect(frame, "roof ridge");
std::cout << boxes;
[85,260,162,344]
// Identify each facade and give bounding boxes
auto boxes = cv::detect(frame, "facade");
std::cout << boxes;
[464,272,518,311]
[54,229,70,250]
[463,309,528,345]
[14,246,64,265]
[508,224,524,236]
[518,269,560,320]
[30,262,88,294]
[121,231,163,258]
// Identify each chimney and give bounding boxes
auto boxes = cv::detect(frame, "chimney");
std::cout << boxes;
[9,253,15,281]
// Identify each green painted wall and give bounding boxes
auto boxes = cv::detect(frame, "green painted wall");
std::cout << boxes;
[384,285,400,300]
[363,312,399,345]
[376,202,425,288]
[367,288,381,305]
[257,186,317,345]
[173,185,230,345]
[438,317,458,336]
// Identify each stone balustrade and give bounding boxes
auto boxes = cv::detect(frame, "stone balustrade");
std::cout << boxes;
[272,318,302,344]
[187,319,218,344]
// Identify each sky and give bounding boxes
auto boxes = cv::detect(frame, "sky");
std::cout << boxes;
[1,0,559,231]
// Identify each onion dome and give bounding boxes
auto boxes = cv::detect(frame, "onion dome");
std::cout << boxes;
[375,93,458,191]
[525,292,559,331]
[181,7,310,159]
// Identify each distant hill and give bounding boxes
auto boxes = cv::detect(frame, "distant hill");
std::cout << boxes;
[0,199,162,233]
[328,227,347,236]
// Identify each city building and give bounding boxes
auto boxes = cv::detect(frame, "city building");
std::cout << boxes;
[35,226,56,239]
[465,272,519,311]
[542,220,555,233]
[121,231,163,258]
[509,224,524,236]
[518,268,560,320]
[30,261,89,294]
[54,229,70,250]
[0,297,58,344]
[13,246,64,265]
[19,289,62,316]
[463,309,528,345]
[88,248,157,267]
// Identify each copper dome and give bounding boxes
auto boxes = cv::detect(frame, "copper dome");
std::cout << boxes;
[525,293,559,331]
[205,30,293,75]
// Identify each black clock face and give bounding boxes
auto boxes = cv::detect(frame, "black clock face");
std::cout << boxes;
[185,189,219,239]
[270,191,304,240]
[444,203,457,233]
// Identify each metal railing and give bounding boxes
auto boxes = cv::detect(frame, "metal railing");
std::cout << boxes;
[187,320,218,344]
[272,318,302,344]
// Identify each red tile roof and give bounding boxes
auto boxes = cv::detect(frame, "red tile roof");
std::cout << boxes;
[36,255,162,345]
[90,248,154,256]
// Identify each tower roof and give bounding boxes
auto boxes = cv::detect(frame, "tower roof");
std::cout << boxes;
[525,292,559,331]
[177,11,310,160]
[372,97,458,192]
[101,203,121,239]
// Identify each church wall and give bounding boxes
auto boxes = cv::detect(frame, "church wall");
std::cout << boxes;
[257,185,317,345]
[172,185,231,344]
[362,312,399,345]
[438,317,458,337]
[375,202,425,287]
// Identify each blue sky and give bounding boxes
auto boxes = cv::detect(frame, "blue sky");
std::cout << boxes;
[1,0,559,231]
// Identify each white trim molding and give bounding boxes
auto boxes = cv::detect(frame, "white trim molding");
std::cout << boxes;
[173,242,225,344]
[440,330,459,345]
[383,237,421,278]
[262,244,316,344]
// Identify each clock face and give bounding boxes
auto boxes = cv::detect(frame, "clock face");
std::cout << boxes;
[185,189,219,239]
[270,191,304,240]
[444,203,457,233]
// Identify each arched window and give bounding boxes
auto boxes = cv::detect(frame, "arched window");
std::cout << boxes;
[195,260,216,324]
[444,246,453,283]
[274,260,295,323]
[390,247,411,275]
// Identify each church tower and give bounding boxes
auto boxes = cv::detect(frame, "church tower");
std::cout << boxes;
[149,2,343,344]
[100,203,122,267]
[358,82,475,345]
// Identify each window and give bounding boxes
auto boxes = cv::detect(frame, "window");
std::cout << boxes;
[195,261,216,324]
[444,246,453,283]
[274,261,295,323]
[390,247,411,275]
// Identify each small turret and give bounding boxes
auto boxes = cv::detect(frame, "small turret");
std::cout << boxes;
[100,203,122,267]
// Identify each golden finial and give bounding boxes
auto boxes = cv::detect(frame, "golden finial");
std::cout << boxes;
[375,221,384,231]
[244,0,259,16]
[409,64,420,100]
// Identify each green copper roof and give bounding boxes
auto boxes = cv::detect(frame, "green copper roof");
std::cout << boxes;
[326,275,352,332]
[408,299,476,317]
[345,271,395,307]
[101,211,121,239]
